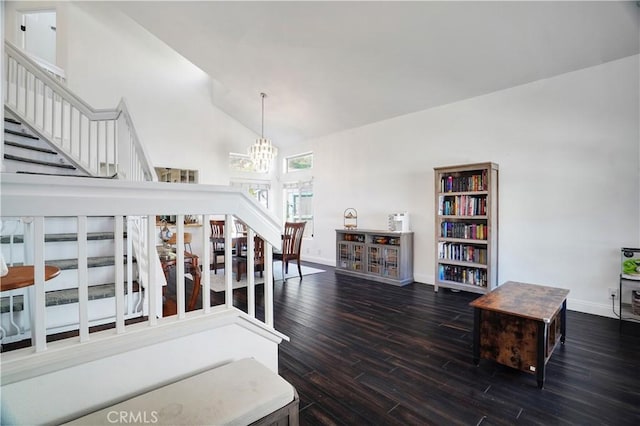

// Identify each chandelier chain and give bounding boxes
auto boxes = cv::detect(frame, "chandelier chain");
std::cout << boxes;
[261,92,266,138]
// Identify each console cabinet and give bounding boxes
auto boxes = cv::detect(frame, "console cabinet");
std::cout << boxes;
[335,229,413,286]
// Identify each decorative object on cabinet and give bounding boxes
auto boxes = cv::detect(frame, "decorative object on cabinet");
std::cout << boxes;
[335,229,413,286]
[344,208,358,229]
[248,92,278,173]
[388,212,410,232]
[434,162,498,294]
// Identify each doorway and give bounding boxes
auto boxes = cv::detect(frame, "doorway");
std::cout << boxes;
[18,10,56,65]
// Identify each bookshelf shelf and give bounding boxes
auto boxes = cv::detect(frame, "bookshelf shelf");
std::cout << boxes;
[438,259,488,269]
[438,238,488,245]
[440,215,488,219]
[434,162,498,294]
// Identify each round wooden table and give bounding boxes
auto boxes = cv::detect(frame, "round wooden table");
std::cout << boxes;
[1,265,61,291]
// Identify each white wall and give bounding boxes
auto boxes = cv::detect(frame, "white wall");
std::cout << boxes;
[3,1,259,185]
[1,318,281,425]
[4,2,638,317]
[302,56,639,318]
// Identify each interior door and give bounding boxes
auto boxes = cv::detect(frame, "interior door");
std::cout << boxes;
[20,10,56,64]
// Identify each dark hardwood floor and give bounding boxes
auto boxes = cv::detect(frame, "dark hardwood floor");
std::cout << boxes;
[5,263,639,424]
[263,263,640,426]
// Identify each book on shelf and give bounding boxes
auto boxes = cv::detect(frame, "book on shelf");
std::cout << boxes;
[438,242,487,264]
[439,170,488,193]
[441,222,487,240]
[438,195,487,216]
[438,264,487,286]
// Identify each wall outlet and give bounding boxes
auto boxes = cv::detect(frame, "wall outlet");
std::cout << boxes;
[608,287,619,300]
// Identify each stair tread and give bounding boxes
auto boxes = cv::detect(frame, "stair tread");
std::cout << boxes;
[5,140,58,155]
[4,128,39,140]
[9,257,127,270]
[1,232,119,244]
[4,154,77,170]
[15,171,115,178]
[45,281,142,307]
[46,256,134,270]
[1,282,142,312]
[4,117,21,125]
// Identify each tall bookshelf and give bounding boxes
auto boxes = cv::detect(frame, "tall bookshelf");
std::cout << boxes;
[434,162,498,294]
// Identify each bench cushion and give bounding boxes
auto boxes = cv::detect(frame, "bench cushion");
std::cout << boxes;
[66,358,295,425]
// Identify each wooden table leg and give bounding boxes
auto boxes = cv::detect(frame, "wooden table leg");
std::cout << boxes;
[536,321,547,389]
[560,299,567,344]
[473,308,481,365]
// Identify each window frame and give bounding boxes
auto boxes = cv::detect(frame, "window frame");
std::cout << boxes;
[283,180,314,239]
[284,152,313,174]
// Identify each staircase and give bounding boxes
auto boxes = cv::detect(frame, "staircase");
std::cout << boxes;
[3,112,88,176]
[1,40,289,426]
[2,40,159,344]
[4,40,156,181]
[0,217,144,344]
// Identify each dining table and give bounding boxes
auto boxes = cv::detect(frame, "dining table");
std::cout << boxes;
[1,264,61,345]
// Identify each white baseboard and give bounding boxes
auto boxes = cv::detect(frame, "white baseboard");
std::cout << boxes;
[298,264,617,319]
[407,274,617,319]
[300,254,335,266]
[567,298,617,319]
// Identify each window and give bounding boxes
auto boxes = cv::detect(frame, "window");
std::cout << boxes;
[229,153,256,173]
[231,180,271,210]
[284,180,313,238]
[285,152,313,173]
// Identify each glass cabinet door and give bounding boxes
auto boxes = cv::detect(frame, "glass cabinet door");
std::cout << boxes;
[338,242,350,269]
[382,247,399,278]
[367,246,382,275]
[338,242,365,271]
[352,243,364,272]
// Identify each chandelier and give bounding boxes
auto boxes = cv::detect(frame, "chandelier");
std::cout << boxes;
[249,92,278,173]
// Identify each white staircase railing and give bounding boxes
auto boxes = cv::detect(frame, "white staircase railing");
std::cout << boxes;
[1,174,283,353]
[128,215,166,317]
[3,41,156,181]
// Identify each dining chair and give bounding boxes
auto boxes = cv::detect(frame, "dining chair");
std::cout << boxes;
[210,220,226,273]
[233,236,265,281]
[234,220,247,237]
[273,222,306,280]
[167,232,193,253]
[159,252,201,312]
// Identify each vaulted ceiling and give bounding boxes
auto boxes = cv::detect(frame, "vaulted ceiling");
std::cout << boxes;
[115,1,640,147]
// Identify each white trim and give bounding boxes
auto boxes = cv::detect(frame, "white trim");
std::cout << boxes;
[25,51,65,81]
[566,298,617,319]
[1,174,282,250]
[0,307,288,386]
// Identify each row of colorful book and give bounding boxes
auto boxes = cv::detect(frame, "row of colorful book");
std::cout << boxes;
[438,264,487,286]
[439,170,488,193]
[438,195,487,216]
[438,242,487,264]
[440,222,487,240]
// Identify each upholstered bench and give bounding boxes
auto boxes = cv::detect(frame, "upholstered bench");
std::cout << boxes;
[65,358,299,425]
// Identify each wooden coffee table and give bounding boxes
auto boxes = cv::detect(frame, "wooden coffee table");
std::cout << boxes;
[469,281,569,388]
